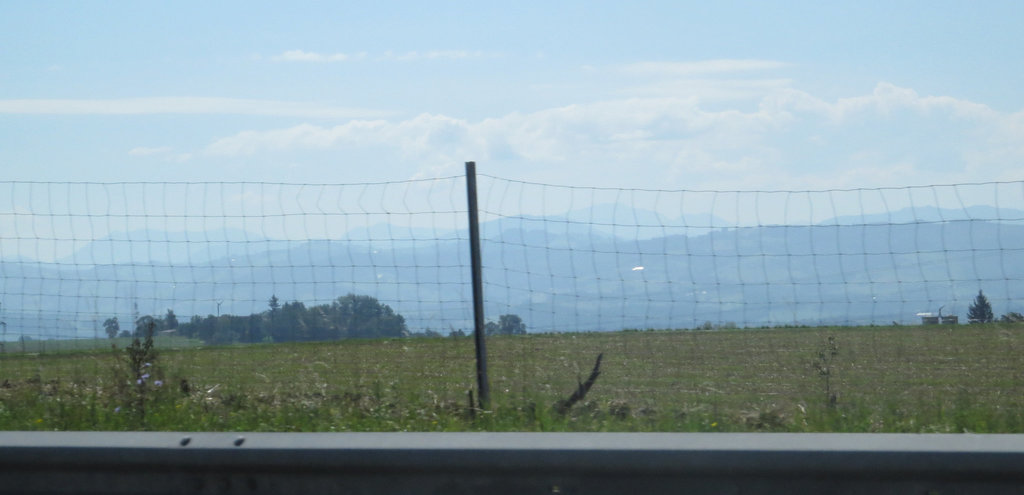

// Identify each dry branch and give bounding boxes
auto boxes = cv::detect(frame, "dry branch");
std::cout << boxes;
[467,389,477,421]
[555,353,604,415]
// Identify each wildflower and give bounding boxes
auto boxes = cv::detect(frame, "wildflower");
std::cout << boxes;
[114,407,121,413]
[141,373,150,380]
[144,363,152,367]
[154,380,163,387]
[711,422,718,428]
[136,379,143,385]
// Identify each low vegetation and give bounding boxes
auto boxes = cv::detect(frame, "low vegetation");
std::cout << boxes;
[1,323,1023,432]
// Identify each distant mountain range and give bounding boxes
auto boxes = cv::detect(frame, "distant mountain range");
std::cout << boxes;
[2,205,1022,339]
[822,205,1024,226]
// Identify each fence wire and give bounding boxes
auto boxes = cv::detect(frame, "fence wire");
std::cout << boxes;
[2,175,1024,433]
[0,178,473,344]
[1,178,1023,344]
[477,176,1024,331]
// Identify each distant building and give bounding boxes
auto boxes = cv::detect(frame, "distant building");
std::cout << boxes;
[919,313,959,325]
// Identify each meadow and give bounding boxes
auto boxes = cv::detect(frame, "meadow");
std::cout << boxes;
[1,323,1022,433]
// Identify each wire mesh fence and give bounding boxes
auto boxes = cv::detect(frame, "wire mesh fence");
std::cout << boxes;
[1,173,1023,431]
[0,178,473,345]
[476,176,1024,331]
[3,177,1022,344]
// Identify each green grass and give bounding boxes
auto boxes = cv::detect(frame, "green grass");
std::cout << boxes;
[1,336,202,354]
[1,324,1023,432]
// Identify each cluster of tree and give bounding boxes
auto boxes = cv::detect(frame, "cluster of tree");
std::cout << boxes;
[967,290,1022,324]
[409,328,467,338]
[486,314,527,336]
[104,310,178,339]
[103,297,530,344]
[107,294,407,345]
[408,314,528,338]
[408,314,529,338]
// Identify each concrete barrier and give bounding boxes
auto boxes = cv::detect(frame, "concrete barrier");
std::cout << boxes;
[2,432,1024,494]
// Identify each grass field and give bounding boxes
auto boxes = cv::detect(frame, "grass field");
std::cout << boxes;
[0,336,203,354]
[1,324,1022,432]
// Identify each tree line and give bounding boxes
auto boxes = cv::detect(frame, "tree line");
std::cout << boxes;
[102,294,529,345]
[181,294,408,344]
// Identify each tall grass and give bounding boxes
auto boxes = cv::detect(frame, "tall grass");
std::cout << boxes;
[1,324,1022,432]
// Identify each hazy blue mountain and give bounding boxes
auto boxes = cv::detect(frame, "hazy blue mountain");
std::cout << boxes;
[56,229,282,265]
[529,203,731,239]
[2,205,1023,339]
[821,206,1024,226]
[340,223,459,242]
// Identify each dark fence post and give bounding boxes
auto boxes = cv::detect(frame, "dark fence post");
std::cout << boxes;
[465,162,490,408]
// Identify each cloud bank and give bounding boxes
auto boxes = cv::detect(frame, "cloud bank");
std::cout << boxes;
[271,50,368,62]
[203,82,1024,190]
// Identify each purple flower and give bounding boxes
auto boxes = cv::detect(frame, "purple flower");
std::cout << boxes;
[154,380,163,387]
[141,373,150,380]
[114,407,121,413]
[136,379,143,385]
[143,363,152,367]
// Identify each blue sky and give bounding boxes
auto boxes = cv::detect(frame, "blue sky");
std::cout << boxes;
[2,1,1023,191]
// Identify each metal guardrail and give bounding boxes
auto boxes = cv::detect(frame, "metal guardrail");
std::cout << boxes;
[2,432,1024,494]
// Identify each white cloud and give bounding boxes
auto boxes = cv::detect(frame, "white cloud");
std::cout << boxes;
[824,83,997,122]
[202,82,1024,190]
[205,96,784,184]
[622,77,796,102]
[271,50,368,62]
[609,59,794,102]
[205,116,473,158]
[0,97,392,119]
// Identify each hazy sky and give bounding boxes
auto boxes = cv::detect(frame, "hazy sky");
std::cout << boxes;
[2,1,1023,191]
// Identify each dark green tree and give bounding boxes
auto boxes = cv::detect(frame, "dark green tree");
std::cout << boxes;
[968,290,995,323]
[329,294,407,339]
[195,315,217,343]
[500,314,526,335]
[275,301,308,342]
[303,305,335,341]
[103,317,120,339]
[177,315,203,339]
[164,309,178,330]
[244,314,264,343]
[135,315,164,336]
[486,314,526,335]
